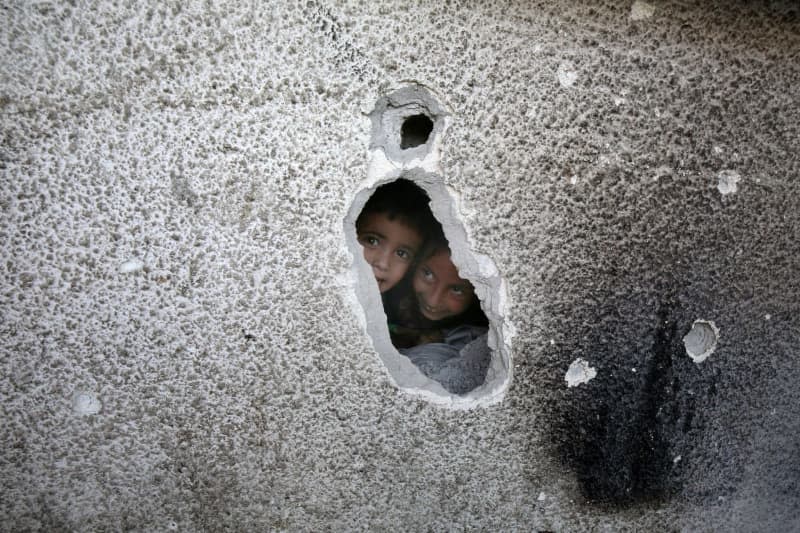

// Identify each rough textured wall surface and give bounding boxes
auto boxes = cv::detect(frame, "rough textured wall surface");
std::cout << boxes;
[2,1,799,531]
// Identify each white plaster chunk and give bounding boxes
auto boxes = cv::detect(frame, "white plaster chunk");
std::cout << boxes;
[717,169,741,195]
[630,1,656,21]
[565,358,597,387]
[557,61,578,88]
[119,258,144,274]
[72,391,102,415]
[537,492,547,501]
[683,319,720,363]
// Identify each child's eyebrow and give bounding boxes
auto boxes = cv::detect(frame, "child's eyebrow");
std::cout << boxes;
[361,230,386,239]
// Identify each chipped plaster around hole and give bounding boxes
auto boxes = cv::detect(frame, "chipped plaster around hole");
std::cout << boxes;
[630,1,656,21]
[120,258,144,274]
[557,61,578,89]
[369,84,448,165]
[565,358,597,387]
[717,169,741,195]
[343,84,513,408]
[683,319,719,363]
[343,171,513,409]
[72,391,102,415]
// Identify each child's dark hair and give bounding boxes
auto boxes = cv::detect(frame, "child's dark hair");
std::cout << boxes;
[356,178,437,239]
[414,222,448,265]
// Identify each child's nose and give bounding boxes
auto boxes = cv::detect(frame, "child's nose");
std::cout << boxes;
[428,286,446,307]
[372,249,390,270]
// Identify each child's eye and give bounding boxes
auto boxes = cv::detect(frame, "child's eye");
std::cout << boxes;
[396,249,412,261]
[421,267,434,280]
[451,285,466,296]
[359,235,379,247]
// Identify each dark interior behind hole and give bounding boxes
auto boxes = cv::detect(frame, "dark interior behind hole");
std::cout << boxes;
[400,115,434,149]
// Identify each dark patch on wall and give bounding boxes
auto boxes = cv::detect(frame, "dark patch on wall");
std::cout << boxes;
[552,299,707,509]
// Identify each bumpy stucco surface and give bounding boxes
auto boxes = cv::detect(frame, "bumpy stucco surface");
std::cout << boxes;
[2,1,799,531]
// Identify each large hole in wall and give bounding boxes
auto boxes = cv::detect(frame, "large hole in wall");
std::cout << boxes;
[356,178,490,393]
[344,173,512,408]
[346,84,512,407]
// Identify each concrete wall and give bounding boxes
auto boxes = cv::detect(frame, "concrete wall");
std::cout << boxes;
[2,1,798,530]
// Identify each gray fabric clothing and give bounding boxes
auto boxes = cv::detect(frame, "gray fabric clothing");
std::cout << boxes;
[400,325,490,395]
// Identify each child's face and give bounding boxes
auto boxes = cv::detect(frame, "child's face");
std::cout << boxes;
[357,213,422,293]
[412,249,475,321]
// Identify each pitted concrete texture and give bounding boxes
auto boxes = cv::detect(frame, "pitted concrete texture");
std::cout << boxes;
[2,1,799,531]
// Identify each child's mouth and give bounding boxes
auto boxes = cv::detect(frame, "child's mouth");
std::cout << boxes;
[421,304,442,319]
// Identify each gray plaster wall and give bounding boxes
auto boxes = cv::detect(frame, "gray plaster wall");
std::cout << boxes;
[2,1,799,531]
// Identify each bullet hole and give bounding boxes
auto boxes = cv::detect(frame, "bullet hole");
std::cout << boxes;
[400,114,434,149]
[717,169,741,195]
[630,0,656,20]
[368,84,447,163]
[565,358,597,387]
[119,259,144,274]
[557,60,578,88]
[683,320,719,363]
[72,391,102,415]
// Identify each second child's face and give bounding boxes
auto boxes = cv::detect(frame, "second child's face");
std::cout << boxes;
[357,213,422,293]
[413,249,475,321]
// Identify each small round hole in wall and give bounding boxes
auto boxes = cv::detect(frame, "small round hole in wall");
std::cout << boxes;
[400,114,434,149]
[368,84,447,164]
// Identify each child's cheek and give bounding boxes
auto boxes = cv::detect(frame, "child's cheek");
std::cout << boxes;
[399,264,409,277]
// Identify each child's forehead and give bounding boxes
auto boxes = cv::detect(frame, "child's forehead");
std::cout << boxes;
[423,250,467,282]
[362,212,423,242]
[363,212,421,234]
